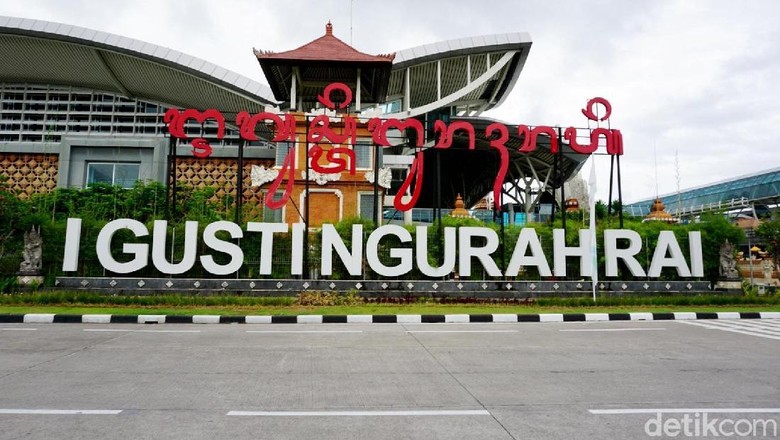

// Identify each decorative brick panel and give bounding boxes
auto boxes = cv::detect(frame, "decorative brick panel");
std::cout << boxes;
[0,153,58,198]
[174,156,272,202]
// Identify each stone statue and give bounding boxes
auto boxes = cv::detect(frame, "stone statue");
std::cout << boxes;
[762,259,774,280]
[719,240,739,279]
[19,226,42,275]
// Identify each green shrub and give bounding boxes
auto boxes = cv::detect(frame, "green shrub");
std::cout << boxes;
[295,290,364,306]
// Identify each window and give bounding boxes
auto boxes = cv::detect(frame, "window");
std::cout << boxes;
[354,141,373,169]
[358,192,378,220]
[86,163,140,188]
[263,191,285,223]
[274,141,294,166]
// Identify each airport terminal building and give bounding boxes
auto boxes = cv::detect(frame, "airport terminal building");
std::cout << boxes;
[0,16,588,226]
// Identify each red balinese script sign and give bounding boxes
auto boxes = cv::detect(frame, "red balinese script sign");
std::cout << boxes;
[163,83,623,212]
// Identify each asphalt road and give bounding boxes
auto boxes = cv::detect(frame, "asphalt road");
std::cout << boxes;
[1,319,778,439]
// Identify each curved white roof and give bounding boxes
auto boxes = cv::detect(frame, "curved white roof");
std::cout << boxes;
[386,32,532,118]
[0,16,278,116]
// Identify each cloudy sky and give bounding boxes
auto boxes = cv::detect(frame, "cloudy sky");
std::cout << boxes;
[1,0,778,204]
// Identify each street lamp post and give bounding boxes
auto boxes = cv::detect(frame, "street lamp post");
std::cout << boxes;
[748,228,754,288]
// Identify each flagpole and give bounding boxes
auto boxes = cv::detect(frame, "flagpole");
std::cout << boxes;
[588,158,598,302]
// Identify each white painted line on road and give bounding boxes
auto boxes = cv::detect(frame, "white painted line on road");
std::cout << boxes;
[246,330,363,334]
[131,329,201,333]
[1,328,37,331]
[711,319,780,334]
[23,314,54,324]
[227,409,490,417]
[590,408,780,415]
[406,330,519,333]
[684,320,780,338]
[0,409,122,415]
[559,328,666,332]
[754,320,780,329]
[83,329,201,333]
[676,321,780,340]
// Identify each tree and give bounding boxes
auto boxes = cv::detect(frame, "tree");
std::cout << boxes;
[594,200,608,219]
[756,215,780,269]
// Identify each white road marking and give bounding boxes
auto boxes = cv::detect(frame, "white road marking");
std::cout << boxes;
[559,328,666,332]
[590,408,780,415]
[0,328,37,331]
[406,330,519,333]
[0,409,122,415]
[83,329,201,333]
[713,319,780,335]
[747,319,780,329]
[227,409,490,417]
[246,330,363,334]
[677,320,780,340]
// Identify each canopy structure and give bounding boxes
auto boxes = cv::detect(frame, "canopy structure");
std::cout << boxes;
[385,32,532,118]
[415,116,588,210]
[0,16,277,121]
[624,167,780,219]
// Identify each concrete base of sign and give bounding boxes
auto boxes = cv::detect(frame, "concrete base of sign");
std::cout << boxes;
[714,280,742,291]
[17,275,44,287]
[55,277,713,297]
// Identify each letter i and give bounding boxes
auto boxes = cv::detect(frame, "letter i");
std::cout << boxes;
[291,222,304,275]
[62,218,82,272]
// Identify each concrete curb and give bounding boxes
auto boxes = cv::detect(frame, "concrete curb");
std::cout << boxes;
[1,312,779,324]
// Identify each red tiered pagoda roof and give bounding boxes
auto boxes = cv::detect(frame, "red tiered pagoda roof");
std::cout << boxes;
[255,22,394,63]
[254,22,394,109]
